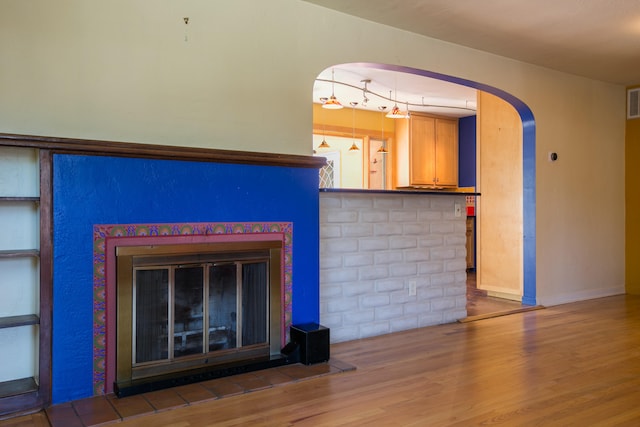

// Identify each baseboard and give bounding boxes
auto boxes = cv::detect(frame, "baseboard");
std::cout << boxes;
[486,290,522,302]
[538,286,625,307]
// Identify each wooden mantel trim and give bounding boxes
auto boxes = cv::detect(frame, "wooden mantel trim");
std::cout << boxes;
[0,133,326,169]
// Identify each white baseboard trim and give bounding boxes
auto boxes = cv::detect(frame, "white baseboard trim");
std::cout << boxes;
[538,285,625,307]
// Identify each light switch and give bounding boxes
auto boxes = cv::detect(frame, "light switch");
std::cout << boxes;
[409,281,417,296]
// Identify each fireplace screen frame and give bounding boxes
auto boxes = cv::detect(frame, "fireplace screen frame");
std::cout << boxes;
[115,241,282,386]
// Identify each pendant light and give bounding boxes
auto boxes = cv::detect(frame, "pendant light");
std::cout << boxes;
[322,69,343,109]
[349,101,360,151]
[377,106,388,154]
[318,139,330,149]
[317,103,330,149]
[386,90,406,119]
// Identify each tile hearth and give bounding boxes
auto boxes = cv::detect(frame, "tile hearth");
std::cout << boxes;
[45,359,355,427]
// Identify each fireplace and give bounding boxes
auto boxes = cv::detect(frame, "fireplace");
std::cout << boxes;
[52,153,323,405]
[90,222,297,397]
[114,240,283,394]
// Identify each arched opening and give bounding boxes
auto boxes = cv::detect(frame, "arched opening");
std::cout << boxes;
[314,63,536,308]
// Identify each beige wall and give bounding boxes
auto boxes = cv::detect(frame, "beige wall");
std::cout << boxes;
[477,91,523,300]
[0,0,626,306]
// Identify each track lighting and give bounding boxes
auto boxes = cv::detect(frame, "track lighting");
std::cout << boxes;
[349,101,360,151]
[386,91,407,119]
[318,139,330,149]
[322,69,343,109]
[377,106,388,154]
[316,74,475,114]
[361,79,371,106]
[317,103,331,150]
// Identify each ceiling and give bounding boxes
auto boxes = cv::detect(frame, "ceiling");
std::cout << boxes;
[313,66,479,118]
[307,0,640,117]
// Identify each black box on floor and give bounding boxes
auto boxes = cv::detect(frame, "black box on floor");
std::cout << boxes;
[290,323,330,365]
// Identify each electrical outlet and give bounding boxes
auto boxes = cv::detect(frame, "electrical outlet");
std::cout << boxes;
[454,203,462,217]
[409,281,417,296]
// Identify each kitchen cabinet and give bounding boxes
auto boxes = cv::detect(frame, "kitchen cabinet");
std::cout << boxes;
[395,112,458,188]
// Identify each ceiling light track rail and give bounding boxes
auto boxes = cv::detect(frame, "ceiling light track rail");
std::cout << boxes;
[316,78,475,112]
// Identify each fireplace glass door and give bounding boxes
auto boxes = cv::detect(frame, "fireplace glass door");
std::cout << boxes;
[116,242,282,386]
[132,259,269,370]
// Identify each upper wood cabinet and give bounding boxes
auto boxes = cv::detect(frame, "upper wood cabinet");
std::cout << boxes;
[395,113,458,188]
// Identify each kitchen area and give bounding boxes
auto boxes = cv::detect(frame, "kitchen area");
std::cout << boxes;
[313,64,524,342]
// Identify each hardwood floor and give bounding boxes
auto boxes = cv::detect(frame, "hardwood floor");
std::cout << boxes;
[464,271,540,319]
[5,294,639,426]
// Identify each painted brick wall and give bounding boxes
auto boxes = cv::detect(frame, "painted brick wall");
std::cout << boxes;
[319,192,468,343]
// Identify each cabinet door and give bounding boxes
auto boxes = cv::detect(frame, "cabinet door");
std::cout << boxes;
[410,115,436,185]
[435,118,458,187]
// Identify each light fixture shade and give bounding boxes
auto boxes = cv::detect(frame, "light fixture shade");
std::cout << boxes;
[323,68,343,109]
[318,139,330,149]
[386,104,406,119]
[322,95,343,109]
[349,100,359,151]
[378,106,388,154]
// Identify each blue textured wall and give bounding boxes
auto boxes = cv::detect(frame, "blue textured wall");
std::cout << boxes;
[52,154,320,403]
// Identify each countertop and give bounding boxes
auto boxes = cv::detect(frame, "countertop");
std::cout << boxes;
[319,188,480,196]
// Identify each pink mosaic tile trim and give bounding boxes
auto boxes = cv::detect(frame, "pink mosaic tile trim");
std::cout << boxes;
[92,222,293,395]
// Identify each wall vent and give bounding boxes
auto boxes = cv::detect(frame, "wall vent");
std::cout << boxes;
[628,88,640,119]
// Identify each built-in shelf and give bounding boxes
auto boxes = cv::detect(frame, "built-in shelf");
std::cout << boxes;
[0,314,39,329]
[0,377,38,399]
[0,249,40,258]
[0,197,39,202]
[0,145,46,415]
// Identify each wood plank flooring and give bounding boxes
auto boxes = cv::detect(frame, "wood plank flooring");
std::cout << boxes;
[464,271,533,318]
[112,294,640,426]
[5,294,638,426]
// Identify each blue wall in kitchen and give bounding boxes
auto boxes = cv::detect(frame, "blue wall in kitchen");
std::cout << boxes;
[458,115,476,188]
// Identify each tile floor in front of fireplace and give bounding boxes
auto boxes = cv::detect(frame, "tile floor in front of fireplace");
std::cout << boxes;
[45,359,355,427]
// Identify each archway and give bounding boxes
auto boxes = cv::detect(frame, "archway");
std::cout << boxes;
[317,62,536,305]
